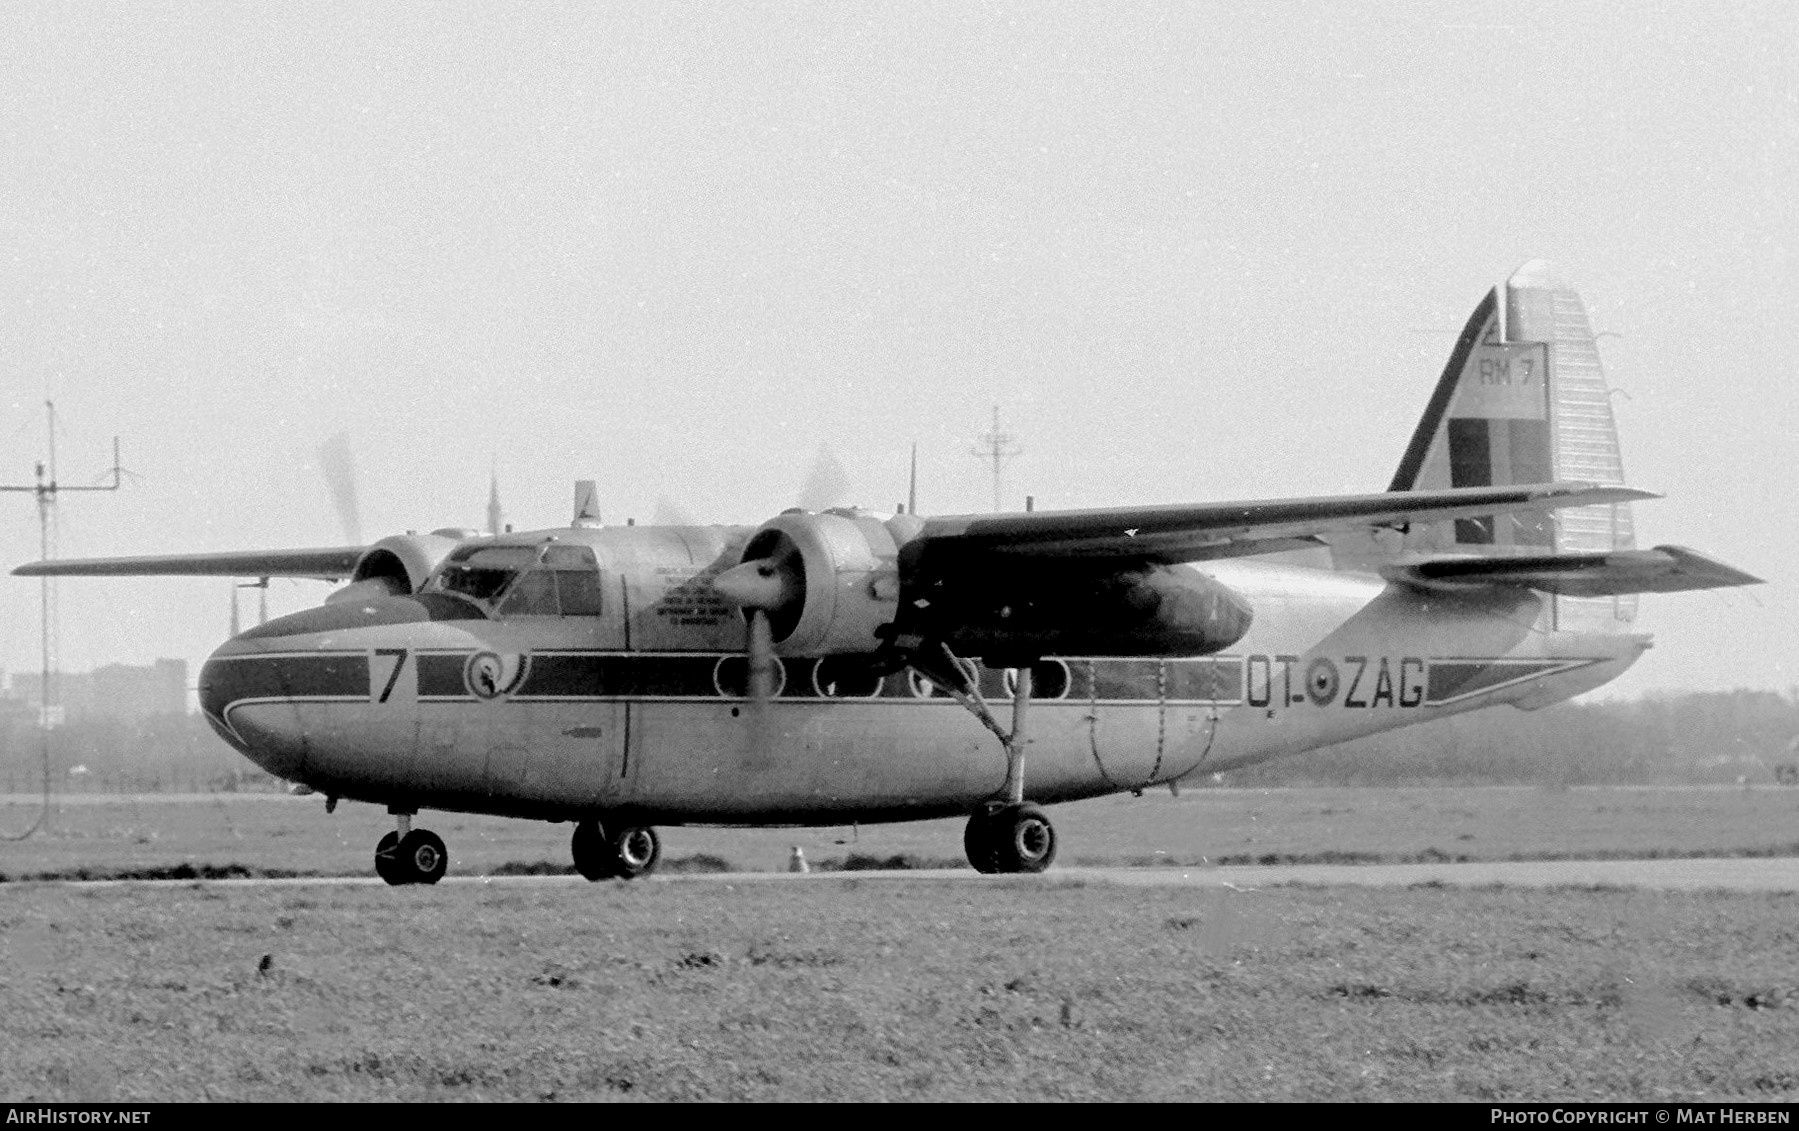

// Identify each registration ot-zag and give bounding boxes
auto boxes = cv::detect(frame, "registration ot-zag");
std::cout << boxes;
[16,263,1760,884]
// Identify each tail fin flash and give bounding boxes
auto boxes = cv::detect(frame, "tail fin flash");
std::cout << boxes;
[1389,261,1636,629]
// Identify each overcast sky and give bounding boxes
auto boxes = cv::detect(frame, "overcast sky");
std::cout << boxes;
[2,1,1793,700]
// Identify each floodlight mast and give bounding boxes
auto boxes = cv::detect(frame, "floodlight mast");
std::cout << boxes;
[0,401,124,839]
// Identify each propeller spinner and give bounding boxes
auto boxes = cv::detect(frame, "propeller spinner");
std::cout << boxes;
[714,531,802,708]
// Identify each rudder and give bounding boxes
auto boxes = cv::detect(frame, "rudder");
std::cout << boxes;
[1385,261,1637,630]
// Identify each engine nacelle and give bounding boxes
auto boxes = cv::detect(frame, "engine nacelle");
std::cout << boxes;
[324,532,465,605]
[728,510,1251,665]
[735,510,907,654]
[919,561,1254,665]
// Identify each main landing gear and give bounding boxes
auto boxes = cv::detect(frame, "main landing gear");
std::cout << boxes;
[964,802,1057,874]
[375,810,448,886]
[918,649,1060,874]
[571,818,662,881]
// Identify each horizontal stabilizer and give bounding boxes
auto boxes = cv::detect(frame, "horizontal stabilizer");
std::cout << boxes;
[12,546,366,580]
[1381,545,1762,597]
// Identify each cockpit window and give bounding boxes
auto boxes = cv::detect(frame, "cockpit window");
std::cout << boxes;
[468,544,603,618]
[431,543,603,617]
[432,546,536,602]
[497,568,560,616]
[554,570,604,616]
[542,544,605,615]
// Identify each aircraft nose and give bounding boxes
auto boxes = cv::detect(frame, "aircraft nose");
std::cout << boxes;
[199,593,478,781]
[199,638,376,780]
[198,645,306,778]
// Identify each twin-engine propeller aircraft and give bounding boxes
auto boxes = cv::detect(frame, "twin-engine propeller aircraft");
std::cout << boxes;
[17,263,1759,884]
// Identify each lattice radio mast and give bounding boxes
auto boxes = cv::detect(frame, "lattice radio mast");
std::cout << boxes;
[970,405,1021,513]
[0,402,123,838]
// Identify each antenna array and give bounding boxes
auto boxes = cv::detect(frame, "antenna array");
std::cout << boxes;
[970,405,1021,513]
[0,401,123,838]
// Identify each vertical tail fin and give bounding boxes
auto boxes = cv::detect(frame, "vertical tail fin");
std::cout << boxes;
[1384,261,1637,630]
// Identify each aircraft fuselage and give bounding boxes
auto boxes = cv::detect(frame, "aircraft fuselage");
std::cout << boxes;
[198,524,1645,826]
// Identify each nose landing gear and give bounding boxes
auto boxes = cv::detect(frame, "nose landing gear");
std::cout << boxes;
[375,811,448,886]
[571,818,661,880]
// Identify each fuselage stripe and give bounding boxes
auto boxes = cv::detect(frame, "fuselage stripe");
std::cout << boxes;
[200,650,1607,715]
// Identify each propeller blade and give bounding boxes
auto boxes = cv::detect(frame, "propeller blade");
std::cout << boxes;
[743,607,777,770]
[746,608,776,704]
[317,433,364,546]
[796,444,850,512]
[652,496,697,526]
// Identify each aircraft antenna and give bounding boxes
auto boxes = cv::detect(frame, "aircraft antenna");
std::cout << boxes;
[0,401,125,840]
[969,405,1020,513]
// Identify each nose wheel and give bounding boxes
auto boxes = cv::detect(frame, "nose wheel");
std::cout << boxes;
[571,819,662,881]
[964,803,1057,874]
[375,813,448,886]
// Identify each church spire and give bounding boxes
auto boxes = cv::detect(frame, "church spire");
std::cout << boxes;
[486,463,504,536]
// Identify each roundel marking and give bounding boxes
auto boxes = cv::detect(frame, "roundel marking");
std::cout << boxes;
[465,651,529,700]
[1305,657,1339,706]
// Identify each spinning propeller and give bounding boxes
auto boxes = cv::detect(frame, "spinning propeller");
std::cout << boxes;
[655,443,853,528]
[794,444,851,514]
[711,527,808,747]
[317,432,364,546]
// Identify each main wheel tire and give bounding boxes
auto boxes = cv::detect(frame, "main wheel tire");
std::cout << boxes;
[963,810,1001,874]
[396,829,449,885]
[989,804,1056,874]
[609,826,661,880]
[375,830,406,886]
[571,819,613,882]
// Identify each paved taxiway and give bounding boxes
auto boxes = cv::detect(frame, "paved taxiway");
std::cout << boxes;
[21,857,1799,892]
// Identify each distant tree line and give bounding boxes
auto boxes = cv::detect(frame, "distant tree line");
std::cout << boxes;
[1219,689,1799,787]
[0,713,260,793]
[1,689,1796,793]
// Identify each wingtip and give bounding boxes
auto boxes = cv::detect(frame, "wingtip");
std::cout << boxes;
[1547,481,1660,503]
[1651,545,1765,588]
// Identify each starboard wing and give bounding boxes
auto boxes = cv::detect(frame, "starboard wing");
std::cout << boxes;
[914,482,1652,564]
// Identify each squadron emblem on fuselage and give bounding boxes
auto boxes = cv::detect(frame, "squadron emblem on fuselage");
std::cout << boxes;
[464,651,528,700]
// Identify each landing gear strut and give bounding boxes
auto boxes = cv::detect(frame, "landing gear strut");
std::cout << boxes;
[915,649,1060,874]
[571,819,662,881]
[374,810,448,886]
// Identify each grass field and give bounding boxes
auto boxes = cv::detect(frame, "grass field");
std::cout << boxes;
[4,784,1799,880]
[4,877,1798,1101]
[6,787,1799,1102]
